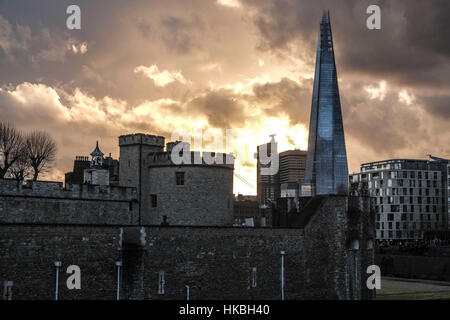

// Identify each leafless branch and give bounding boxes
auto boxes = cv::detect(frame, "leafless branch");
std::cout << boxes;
[0,122,24,178]
[25,131,57,181]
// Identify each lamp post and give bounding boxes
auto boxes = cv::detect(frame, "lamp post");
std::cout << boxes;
[280,251,285,300]
[116,261,122,300]
[54,261,62,300]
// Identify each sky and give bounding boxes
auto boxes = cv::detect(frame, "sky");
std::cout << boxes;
[0,0,449,195]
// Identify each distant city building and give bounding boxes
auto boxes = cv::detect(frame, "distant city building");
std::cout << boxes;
[64,141,119,186]
[350,157,450,240]
[256,136,279,205]
[279,150,307,198]
[302,11,348,196]
[235,194,258,202]
[233,194,270,227]
[255,142,307,221]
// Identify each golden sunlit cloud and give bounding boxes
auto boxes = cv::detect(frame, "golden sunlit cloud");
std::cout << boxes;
[364,80,387,101]
[217,0,241,8]
[70,42,88,54]
[200,62,223,72]
[398,89,415,105]
[134,65,188,87]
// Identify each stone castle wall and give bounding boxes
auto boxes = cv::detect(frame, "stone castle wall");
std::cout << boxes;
[0,195,375,300]
[0,179,138,225]
[302,196,376,300]
[0,224,121,300]
[143,165,234,225]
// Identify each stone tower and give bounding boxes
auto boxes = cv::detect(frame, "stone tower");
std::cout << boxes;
[303,11,348,196]
[119,134,165,224]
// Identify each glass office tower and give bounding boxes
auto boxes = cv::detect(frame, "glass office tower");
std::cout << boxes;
[303,10,348,196]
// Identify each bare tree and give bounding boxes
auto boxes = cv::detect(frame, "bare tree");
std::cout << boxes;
[25,131,57,181]
[8,144,32,182]
[0,122,23,178]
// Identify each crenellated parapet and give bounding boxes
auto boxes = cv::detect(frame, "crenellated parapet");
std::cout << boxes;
[0,179,137,201]
[119,133,165,148]
[147,150,234,169]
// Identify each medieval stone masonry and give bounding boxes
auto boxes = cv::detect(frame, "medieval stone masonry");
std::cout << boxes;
[0,173,375,299]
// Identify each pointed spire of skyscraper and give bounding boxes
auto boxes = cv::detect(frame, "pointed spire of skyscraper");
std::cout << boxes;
[322,9,329,23]
[302,11,348,196]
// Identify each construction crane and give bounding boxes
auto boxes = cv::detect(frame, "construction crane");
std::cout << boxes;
[233,172,256,192]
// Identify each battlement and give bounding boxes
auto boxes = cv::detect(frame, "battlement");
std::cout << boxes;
[0,179,137,201]
[119,133,165,147]
[147,151,234,169]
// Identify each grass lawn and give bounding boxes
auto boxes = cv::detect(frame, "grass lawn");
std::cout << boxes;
[376,277,450,300]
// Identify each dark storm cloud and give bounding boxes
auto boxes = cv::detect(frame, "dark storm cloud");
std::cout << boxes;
[160,14,205,54]
[188,90,246,128]
[252,77,311,125]
[402,0,450,59]
[343,93,411,154]
[421,95,450,120]
[241,0,450,87]
[136,19,152,38]
[184,78,314,130]
[239,0,450,151]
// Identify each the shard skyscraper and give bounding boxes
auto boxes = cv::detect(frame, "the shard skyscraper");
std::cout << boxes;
[302,11,348,196]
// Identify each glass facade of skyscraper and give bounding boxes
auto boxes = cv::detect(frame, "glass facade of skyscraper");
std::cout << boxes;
[303,11,348,195]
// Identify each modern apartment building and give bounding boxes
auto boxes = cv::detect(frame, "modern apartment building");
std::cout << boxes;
[350,157,450,240]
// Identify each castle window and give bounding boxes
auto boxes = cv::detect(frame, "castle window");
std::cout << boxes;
[349,239,359,250]
[129,201,133,211]
[176,172,185,185]
[251,267,257,288]
[3,281,13,300]
[151,194,157,208]
[158,271,165,295]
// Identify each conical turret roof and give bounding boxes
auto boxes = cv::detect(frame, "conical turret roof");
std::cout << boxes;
[90,141,104,157]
